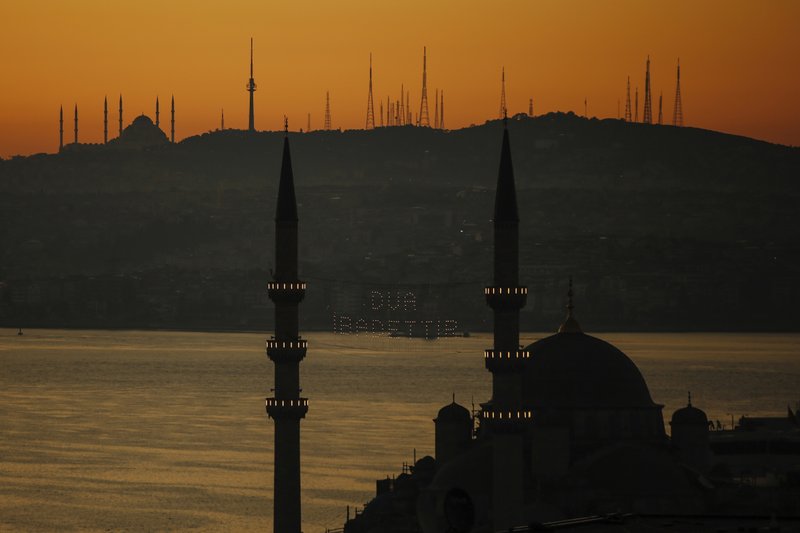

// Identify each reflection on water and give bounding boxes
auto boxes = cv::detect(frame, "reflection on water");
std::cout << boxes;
[1,329,798,531]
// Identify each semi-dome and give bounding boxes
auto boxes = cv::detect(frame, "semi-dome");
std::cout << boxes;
[523,332,657,409]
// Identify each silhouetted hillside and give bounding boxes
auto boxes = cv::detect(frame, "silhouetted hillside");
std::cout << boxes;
[1,113,798,331]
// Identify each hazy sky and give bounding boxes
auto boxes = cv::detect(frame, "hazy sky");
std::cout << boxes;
[1,0,798,156]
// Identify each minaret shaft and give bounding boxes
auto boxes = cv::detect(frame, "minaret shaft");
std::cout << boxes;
[266,135,307,533]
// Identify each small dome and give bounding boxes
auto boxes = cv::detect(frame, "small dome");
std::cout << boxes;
[671,396,708,426]
[523,332,657,409]
[436,401,471,424]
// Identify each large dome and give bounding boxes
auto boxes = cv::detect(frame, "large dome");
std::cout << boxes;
[523,332,657,409]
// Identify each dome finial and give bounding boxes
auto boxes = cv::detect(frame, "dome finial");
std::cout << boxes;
[284,115,289,136]
[452,392,455,404]
[688,391,692,407]
[558,276,582,333]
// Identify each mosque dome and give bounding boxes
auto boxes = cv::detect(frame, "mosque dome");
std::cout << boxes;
[117,114,168,147]
[523,331,657,409]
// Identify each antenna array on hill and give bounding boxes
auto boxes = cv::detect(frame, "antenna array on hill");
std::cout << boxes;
[672,59,684,127]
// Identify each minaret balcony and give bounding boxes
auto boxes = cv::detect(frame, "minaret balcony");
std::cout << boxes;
[480,406,532,432]
[266,397,309,419]
[266,339,308,363]
[484,349,530,372]
[484,286,527,310]
[267,281,307,303]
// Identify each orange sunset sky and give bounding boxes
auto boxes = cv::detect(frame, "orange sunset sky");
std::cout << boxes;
[1,0,799,157]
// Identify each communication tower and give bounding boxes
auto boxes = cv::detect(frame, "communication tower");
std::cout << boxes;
[624,77,632,122]
[643,56,653,124]
[419,47,430,127]
[672,59,684,126]
[324,91,332,130]
[366,54,375,129]
[247,38,257,131]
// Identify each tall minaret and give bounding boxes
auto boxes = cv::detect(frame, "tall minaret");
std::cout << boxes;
[73,104,78,144]
[103,96,108,143]
[118,95,123,137]
[156,96,160,128]
[247,37,257,131]
[59,106,63,151]
[170,95,175,143]
[266,119,308,533]
[482,115,528,531]
[221,108,225,130]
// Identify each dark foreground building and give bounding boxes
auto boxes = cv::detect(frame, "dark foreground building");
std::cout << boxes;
[338,122,800,533]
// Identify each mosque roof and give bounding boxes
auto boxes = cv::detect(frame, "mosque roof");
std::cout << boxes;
[118,114,168,146]
[523,332,657,409]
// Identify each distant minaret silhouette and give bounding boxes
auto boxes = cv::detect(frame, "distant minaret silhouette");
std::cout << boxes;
[247,38,257,131]
[658,91,663,125]
[221,108,225,130]
[156,96,160,128]
[399,84,405,126]
[499,67,507,119]
[643,56,653,124]
[73,104,78,144]
[324,91,331,130]
[118,95,123,137]
[59,106,63,151]
[170,95,175,142]
[434,88,439,129]
[406,91,410,125]
[634,86,639,123]
[672,59,684,126]
[103,96,108,143]
[307,112,310,133]
[440,90,444,129]
[379,101,384,127]
[483,114,527,530]
[365,53,375,129]
[528,98,533,117]
[624,76,632,122]
[584,98,588,118]
[419,47,430,127]
[266,118,309,533]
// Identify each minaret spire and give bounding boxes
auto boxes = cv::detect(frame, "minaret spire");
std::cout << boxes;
[658,91,663,125]
[103,96,108,143]
[59,106,63,151]
[419,47,430,127]
[156,96,160,128]
[634,86,639,123]
[434,88,439,129]
[267,124,308,533]
[221,108,225,130]
[73,104,78,144]
[365,53,375,129]
[170,95,175,143]
[440,90,444,129]
[247,37,257,132]
[118,95,123,137]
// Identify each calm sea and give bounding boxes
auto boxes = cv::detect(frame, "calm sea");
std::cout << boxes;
[1,329,798,532]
